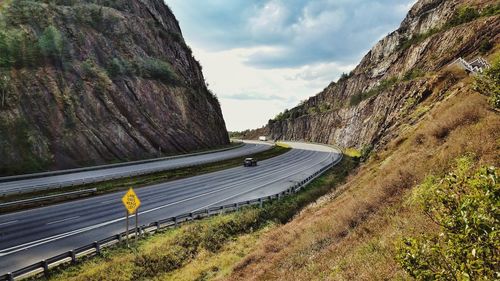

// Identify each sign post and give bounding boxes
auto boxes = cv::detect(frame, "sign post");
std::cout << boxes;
[122,188,141,247]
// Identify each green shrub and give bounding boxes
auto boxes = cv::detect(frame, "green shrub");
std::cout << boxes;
[273,109,291,122]
[350,77,399,106]
[479,40,493,54]
[398,28,439,51]
[360,144,373,161]
[4,0,51,28]
[403,68,424,81]
[473,54,500,108]
[140,58,178,82]
[448,6,480,27]
[397,157,499,280]
[481,4,500,17]
[106,58,135,77]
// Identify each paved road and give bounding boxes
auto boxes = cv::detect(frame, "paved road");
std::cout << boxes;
[0,142,272,196]
[0,142,341,275]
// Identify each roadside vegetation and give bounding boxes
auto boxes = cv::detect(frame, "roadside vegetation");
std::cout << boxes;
[222,64,499,280]
[474,53,500,108]
[0,145,290,213]
[45,155,358,281]
[397,157,498,280]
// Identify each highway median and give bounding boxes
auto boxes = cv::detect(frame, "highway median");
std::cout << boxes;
[0,145,290,214]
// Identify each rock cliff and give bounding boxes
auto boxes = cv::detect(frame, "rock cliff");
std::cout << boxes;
[0,0,229,175]
[252,0,499,150]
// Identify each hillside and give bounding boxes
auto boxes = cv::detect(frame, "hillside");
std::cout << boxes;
[245,0,499,152]
[0,0,229,175]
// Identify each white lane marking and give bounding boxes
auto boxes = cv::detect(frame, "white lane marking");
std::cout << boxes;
[46,216,80,225]
[193,153,337,212]
[0,151,335,257]
[0,220,18,227]
[100,199,117,205]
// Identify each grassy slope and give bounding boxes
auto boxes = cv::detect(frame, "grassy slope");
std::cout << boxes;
[225,70,499,280]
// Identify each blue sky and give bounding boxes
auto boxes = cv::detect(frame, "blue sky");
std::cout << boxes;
[166,0,416,131]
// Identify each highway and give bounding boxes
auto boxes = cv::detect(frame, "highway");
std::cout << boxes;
[0,142,341,275]
[0,142,271,196]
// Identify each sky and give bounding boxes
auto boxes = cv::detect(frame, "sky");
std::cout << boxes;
[166,0,416,131]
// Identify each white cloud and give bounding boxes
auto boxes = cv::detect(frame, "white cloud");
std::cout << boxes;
[167,0,415,131]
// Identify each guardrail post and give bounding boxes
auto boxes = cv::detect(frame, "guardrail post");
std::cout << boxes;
[6,272,13,281]
[189,213,193,220]
[235,202,239,211]
[70,250,77,263]
[219,206,224,215]
[155,221,160,230]
[259,198,263,208]
[206,209,209,216]
[94,241,100,255]
[174,216,178,226]
[42,260,49,278]
[277,193,281,200]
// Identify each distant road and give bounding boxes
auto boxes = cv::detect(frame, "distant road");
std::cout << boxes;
[0,142,272,196]
[0,142,341,275]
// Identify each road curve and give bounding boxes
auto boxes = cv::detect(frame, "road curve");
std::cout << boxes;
[0,142,341,275]
[0,142,272,196]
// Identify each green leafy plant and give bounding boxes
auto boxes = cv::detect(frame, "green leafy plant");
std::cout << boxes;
[350,77,399,106]
[397,157,499,280]
[447,6,480,27]
[140,58,178,82]
[473,54,500,108]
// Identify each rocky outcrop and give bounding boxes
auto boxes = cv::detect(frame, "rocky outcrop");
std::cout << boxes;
[0,0,229,175]
[255,0,499,149]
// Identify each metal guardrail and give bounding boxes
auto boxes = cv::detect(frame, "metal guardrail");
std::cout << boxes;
[0,142,264,197]
[0,189,97,209]
[0,152,342,281]
[0,142,246,183]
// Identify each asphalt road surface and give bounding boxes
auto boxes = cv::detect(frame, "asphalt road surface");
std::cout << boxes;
[0,142,341,275]
[0,142,272,196]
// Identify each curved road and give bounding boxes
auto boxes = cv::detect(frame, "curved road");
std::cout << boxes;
[0,142,341,275]
[0,142,272,196]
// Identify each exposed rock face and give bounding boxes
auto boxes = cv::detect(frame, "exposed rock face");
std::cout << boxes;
[254,0,499,149]
[0,0,229,175]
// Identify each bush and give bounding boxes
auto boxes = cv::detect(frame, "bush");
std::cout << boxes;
[106,58,135,77]
[448,6,480,27]
[403,68,424,81]
[397,157,499,280]
[473,54,500,108]
[350,77,399,106]
[140,58,178,82]
[479,40,493,54]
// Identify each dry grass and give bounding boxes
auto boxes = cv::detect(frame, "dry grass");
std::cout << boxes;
[225,83,499,280]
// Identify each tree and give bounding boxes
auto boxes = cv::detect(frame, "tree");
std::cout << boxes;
[0,74,10,108]
[38,25,63,61]
[0,32,11,67]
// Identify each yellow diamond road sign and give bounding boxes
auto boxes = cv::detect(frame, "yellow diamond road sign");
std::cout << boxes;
[122,188,141,214]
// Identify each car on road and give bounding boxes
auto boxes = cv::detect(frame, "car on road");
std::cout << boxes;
[259,136,267,141]
[243,158,257,167]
